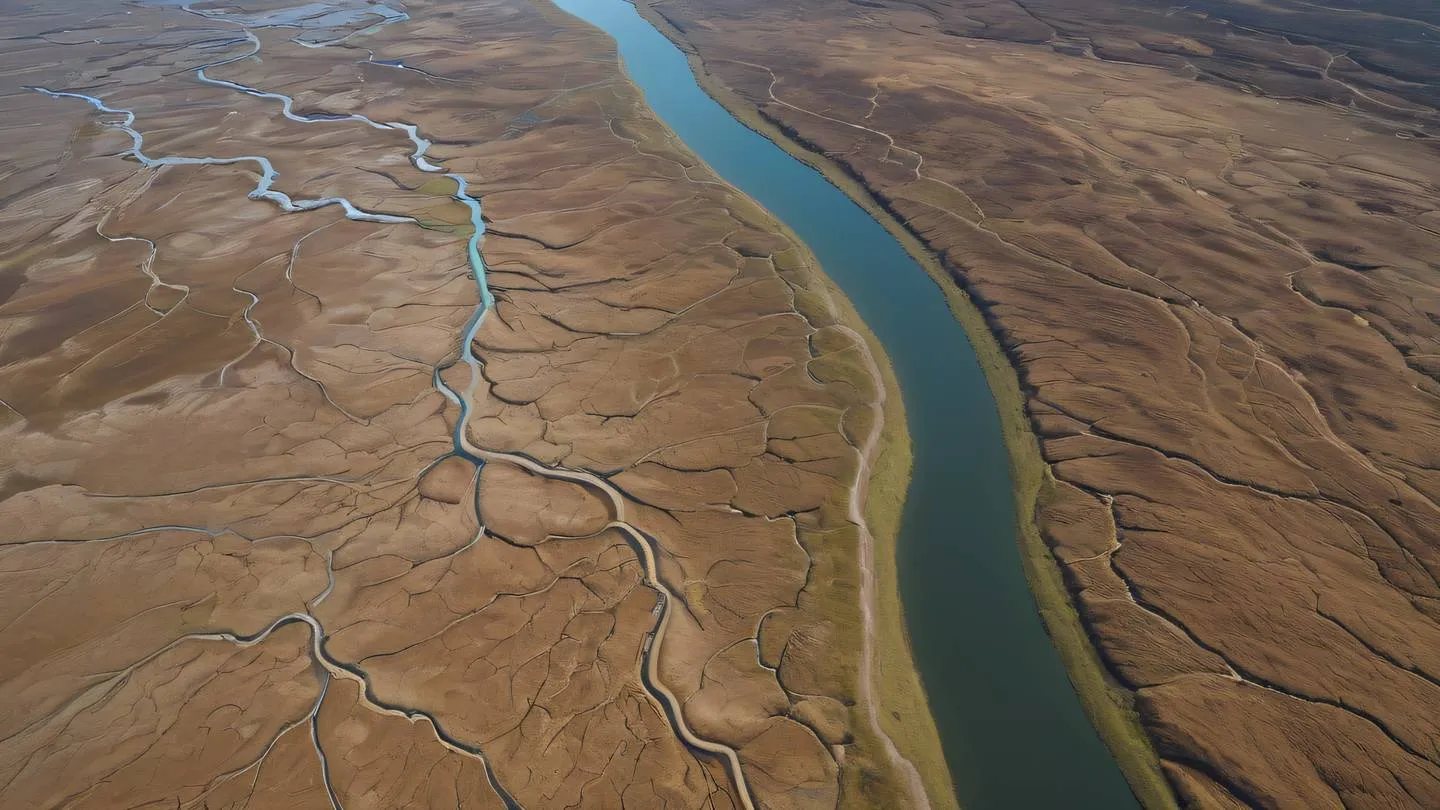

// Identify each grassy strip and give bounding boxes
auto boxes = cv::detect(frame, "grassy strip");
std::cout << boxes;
[760,215,949,810]
[550,2,954,800]
[805,256,958,810]
[609,2,961,801]
[841,284,962,810]
[628,2,1179,807]
[538,3,951,799]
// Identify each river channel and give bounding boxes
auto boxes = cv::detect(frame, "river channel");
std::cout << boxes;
[550,1,1143,807]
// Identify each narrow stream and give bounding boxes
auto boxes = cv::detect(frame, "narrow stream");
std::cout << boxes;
[550,1,1144,807]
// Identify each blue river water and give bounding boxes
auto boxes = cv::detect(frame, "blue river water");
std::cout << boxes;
[549,1,1143,808]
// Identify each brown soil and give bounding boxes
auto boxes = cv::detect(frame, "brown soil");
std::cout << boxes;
[0,1,912,807]
[632,0,1440,807]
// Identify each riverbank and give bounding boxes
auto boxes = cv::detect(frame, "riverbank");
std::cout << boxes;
[715,157,949,810]
[624,1,1174,807]
[824,270,955,810]
[559,1,955,805]
[730,106,956,810]
[543,1,954,804]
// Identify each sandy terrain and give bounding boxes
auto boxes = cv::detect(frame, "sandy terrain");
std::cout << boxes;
[0,0,911,807]
[631,0,1440,807]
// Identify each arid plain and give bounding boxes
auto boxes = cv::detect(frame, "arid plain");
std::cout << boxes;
[633,0,1440,807]
[0,1,927,808]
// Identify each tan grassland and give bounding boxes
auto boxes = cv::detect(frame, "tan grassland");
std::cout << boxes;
[629,0,1440,808]
[632,3,1157,804]
[0,0,931,807]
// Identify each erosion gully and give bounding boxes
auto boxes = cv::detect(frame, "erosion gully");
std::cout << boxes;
[33,0,1142,807]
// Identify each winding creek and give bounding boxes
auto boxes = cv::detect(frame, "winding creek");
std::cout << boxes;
[551,1,1145,808]
[32,0,1142,806]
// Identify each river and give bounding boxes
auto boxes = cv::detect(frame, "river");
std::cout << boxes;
[550,1,1144,807]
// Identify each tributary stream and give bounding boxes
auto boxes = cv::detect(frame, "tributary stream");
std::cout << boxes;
[551,1,1144,807]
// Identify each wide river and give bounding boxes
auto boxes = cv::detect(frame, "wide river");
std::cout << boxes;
[550,0,1142,807]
